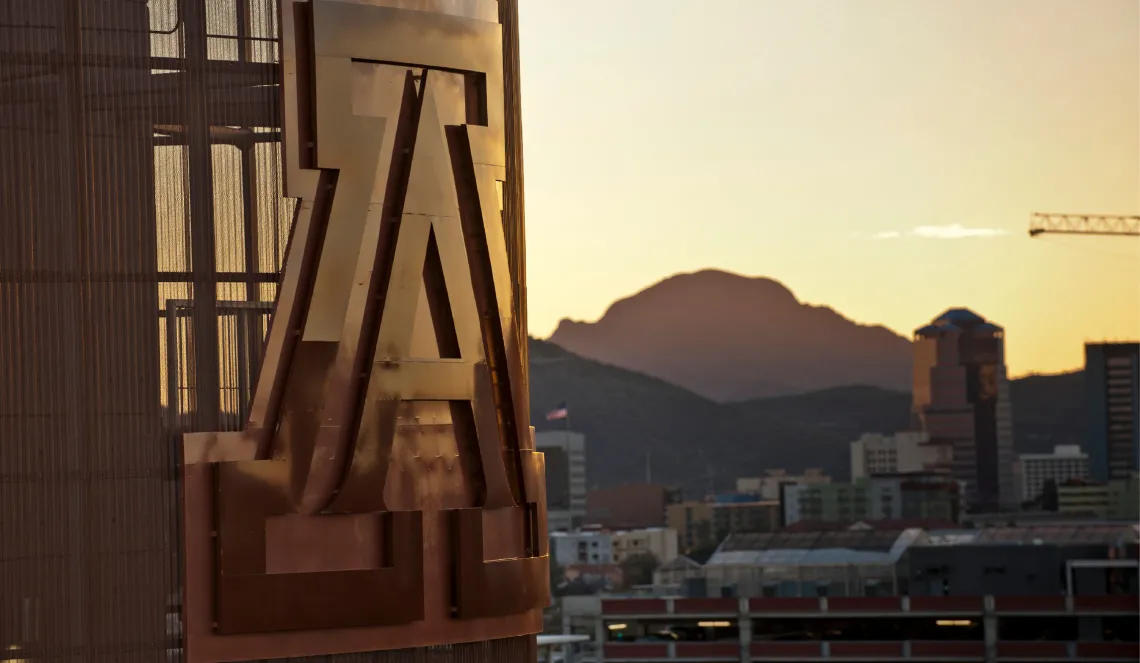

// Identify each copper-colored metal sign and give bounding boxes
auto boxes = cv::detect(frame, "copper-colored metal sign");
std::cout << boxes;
[180,1,548,660]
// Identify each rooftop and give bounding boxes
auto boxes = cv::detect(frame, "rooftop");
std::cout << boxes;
[921,523,1138,546]
[934,307,986,325]
[708,529,925,567]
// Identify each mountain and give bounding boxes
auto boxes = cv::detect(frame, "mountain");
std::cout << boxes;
[547,269,913,401]
[527,338,1085,495]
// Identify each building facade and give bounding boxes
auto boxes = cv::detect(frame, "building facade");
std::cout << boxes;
[737,468,831,500]
[867,473,962,523]
[851,431,947,479]
[666,499,782,553]
[586,482,682,530]
[538,430,589,531]
[782,482,870,525]
[1056,475,1140,519]
[711,501,782,538]
[593,522,1140,662]
[1086,342,1140,482]
[1058,480,1112,516]
[666,501,715,552]
[612,528,680,565]
[912,308,1016,512]
[551,531,615,566]
[1018,445,1090,502]
[783,475,960,526]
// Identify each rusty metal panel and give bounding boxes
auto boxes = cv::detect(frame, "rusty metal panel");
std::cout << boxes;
[245,636,536,662]
[2,0,534,661]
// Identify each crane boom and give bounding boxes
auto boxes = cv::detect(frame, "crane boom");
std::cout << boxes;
[1029,212,1140,237]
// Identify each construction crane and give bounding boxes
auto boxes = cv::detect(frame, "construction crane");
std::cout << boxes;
[1028,213,1140,238]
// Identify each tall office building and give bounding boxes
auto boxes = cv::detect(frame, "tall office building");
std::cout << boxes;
[1085,342,1140,481]
[912,309,1016,511]
[537,430,588,531]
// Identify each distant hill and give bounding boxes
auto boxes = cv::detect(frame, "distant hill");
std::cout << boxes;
[547,269,913,401]
[528,338,1085,494]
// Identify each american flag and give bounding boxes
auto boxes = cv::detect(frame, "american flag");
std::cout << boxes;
[545,402,569,421]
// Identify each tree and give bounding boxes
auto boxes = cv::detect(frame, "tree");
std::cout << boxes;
[619,552,660,589]
[686,519,721,564]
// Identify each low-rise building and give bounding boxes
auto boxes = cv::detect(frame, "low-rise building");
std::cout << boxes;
[612,527,678,564]
[1058,479,1112,516]
[666,501,714,552]
[1107,473,1140,520]
[667,498,781,553]
[568,522,1140,662]
[1057,474,1140,519]
[783,474,961,526]
[736,468,830,501]
[868,473,962,523]
[781,481,869,525]
[551,530,613,567]
[711,500,781,537]
[585,482,682,529]
[850,431,947,479]
[1018,444,1090,502]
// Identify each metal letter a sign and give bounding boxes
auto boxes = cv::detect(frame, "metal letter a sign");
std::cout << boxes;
[180,2,548,660]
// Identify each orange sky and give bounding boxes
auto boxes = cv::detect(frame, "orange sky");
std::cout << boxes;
[517,0,1140,377]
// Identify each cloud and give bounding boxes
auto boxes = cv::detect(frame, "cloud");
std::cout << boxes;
[912,224,1009,239]
[870,224,1009,240]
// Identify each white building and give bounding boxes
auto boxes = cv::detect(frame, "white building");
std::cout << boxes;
[611,527,679,564]
[550,530,613,566]
[850,431,946,479]
[536,430,587,532]
[737,468,830,500]
[1018,445,1090,502]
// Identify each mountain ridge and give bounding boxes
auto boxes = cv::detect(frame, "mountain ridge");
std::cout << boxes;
[547,269,915,401]
[527,338,1084,495]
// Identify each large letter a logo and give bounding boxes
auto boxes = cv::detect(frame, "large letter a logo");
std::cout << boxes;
[180,2,547,656]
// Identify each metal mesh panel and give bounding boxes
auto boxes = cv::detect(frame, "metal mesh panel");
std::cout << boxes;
[0,0,286,660]
[2,1,531,660]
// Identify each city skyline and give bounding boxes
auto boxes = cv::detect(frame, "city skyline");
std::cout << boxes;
[518,0,1140,377]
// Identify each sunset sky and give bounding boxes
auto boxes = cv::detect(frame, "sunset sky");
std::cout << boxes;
[516,0,1140,377]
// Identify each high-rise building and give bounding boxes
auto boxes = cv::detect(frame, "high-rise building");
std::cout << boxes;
[537,430,588,531]
[850,431,949,479]
[1017,445,1090,502]
[1085,342,1140,482]
[912,308,1016,511]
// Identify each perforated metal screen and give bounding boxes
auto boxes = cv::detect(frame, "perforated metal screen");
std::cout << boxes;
[0,1,528,661]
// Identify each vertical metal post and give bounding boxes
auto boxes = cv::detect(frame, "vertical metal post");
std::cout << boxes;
[738,597,752,663]
[61,1,91,656]
[240,142,265,407]
[983,595,997,663]
[166,302,180,431]
[184,0,221,430]
[498,0,528,424]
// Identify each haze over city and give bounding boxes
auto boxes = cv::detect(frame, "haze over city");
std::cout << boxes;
[519,0,1140,377]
